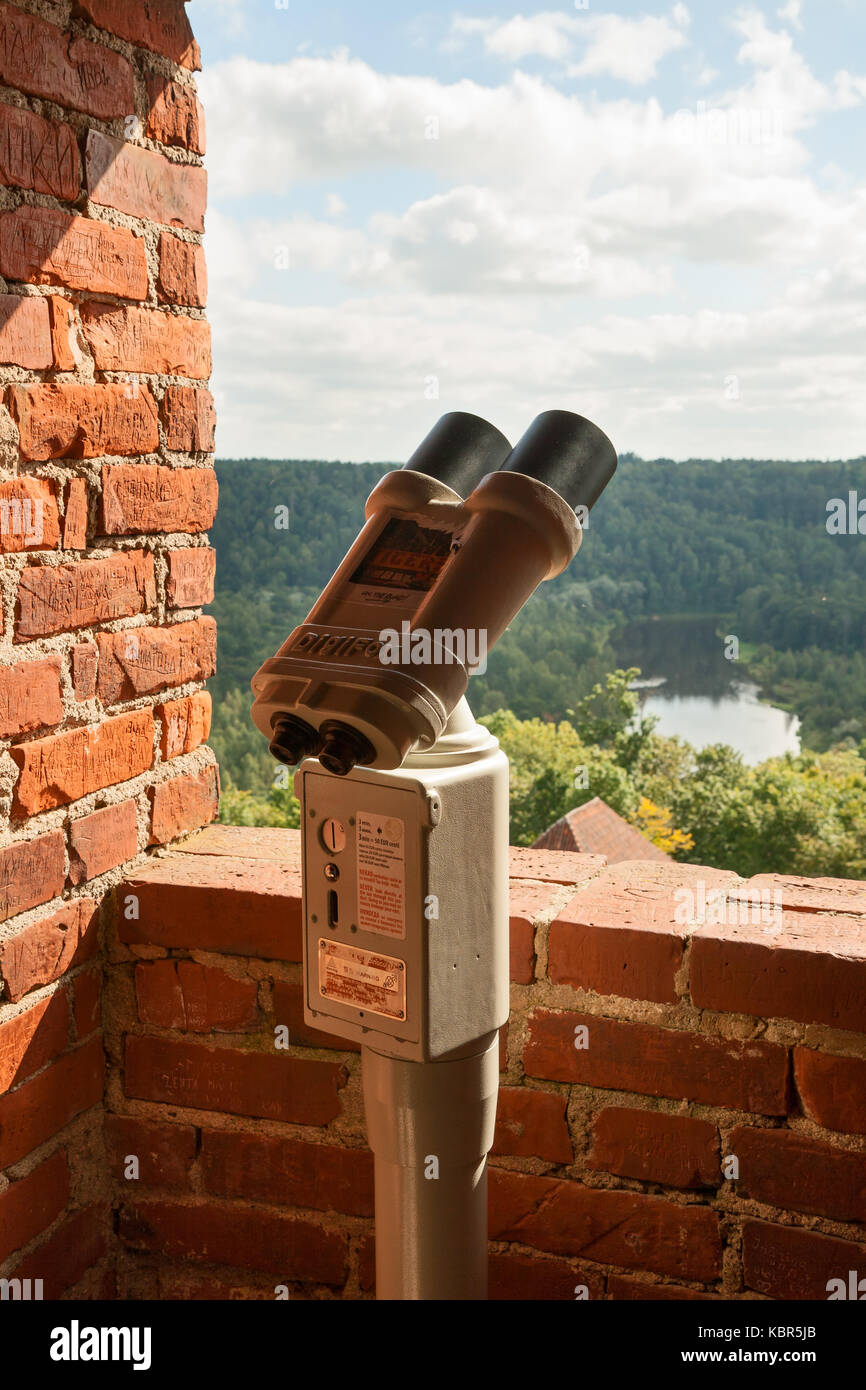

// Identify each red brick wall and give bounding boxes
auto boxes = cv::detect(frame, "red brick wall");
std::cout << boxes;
[0,0,215,1297]
[108,827,866,1301]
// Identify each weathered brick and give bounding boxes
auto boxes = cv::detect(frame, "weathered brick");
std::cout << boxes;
[69,799,139,885]
[136,959,257,1031]
[0,205,148,298]
[794,1048,866,1134]
[509,846,606,884]
[0,898,98,1003]
[492,1086,573,1163]
[10,384,158,461]
[691,912,866,1033]
[10,1202,106,1299]
[272,977,360,1052]
[0,832,66,923]
[731,872,866,917]
[158,691,212,760]
[90,1267,116,1299]
[101,464,217,535]
[153,1269,275,1300]
[0,656,63,736]
[62,477,88,550]
[157,233,207,307]
[200,1130,374,1216]
[71,643,98,700]
[96,617,216,704]
[0,1149,68,1264]
[0,4,134,117]
[173,824,301,866]
[358,1235,375,1291]
[162,386,216,451]
[119,854,303,961]
[0,990,70,1092]
[104,1114,196,1189]
[608,1276,719,1301]
[509,880,562,984]
[119,1201,347,1284]
[509,913,534,984]
[49,295,78,371]
[11,710,154,815]
[146,74,205,151]
[77,0,201,69]
[16,551,156,639]
[150,765,219,845]
[588,1107,720,1189]
[0,294,52,368]
[0,1036,103,1167]
[0,477,60,554]
[489,1167,721,1282]
[124,1034,347,1126]
[87,130,206,231]
[489,1250,606,1301]
[81,303,211,379]
[165,548,216,607]
[729,1124,866,1223]
[0,101,80,199]
[742,1220,866,1300]
[550,861,739,1005]
[524,1008,789,1116]
[73,966,101,1038]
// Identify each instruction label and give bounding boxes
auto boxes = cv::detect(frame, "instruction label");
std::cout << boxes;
[345,515,464,609]
[356,811,405,938]
[318,939,406,1021]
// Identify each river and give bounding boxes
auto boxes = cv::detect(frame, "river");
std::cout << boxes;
[614,617,801,766]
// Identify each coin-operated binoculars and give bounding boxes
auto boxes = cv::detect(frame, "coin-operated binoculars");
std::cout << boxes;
[251,409,616,1300]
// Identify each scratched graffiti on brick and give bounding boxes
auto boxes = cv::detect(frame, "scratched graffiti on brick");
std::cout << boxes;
[0,10,133,119]
[0,495,45,548]
[0,104,78,198]
[0,206,149,298]
[87,130,206,231]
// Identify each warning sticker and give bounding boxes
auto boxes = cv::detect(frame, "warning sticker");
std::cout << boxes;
[318,939,406,1021]
[351,518,456,592]
[345,516,464,609]
[356,812,405,938]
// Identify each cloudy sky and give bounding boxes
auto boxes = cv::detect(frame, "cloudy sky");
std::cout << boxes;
[188,0,866,463]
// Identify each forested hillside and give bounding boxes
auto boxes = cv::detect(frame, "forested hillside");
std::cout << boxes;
[207,452,866,792]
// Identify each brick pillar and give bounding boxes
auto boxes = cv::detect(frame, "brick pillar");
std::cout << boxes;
[0,0,215,1297]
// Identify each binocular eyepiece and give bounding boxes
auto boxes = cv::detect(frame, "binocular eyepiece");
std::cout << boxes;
[402,407,617,515]
[270,714,375,778]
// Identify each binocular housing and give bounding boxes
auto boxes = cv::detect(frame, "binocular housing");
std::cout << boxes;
[251,409,617,775]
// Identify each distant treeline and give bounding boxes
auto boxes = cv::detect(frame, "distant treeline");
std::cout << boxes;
[206,453,866,792]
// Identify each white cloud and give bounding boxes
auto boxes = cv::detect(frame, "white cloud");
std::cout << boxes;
[188,0,248,39]
[207,283,866,462]
[199,50,807,205]
[204,207,258,292]
[451,13,575,62]
[834,70,866,107]
[777,0,804,30]
[723,9,830,128]
[449,7,691,84]
[569,13,690,85]
[199,10,866,462]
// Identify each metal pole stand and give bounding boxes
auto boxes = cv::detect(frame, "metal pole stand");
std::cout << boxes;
[363,1031,499,1300]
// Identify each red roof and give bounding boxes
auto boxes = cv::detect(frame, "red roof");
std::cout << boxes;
[532,796,671,863]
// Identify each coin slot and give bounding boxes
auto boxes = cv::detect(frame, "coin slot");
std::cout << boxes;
[328,889,339,929]
[321,818,346,854]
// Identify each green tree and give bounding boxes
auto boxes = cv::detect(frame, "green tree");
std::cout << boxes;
[568,668,659,772]
[480,708,637,846]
